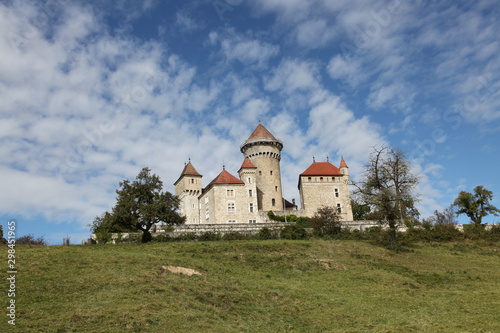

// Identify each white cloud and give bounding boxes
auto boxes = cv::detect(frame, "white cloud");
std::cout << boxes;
[327,55,364,87]
[265,59,320,94]
[295,19,335,48]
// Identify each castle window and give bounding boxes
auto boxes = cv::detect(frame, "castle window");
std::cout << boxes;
[332,177,335,181]
[308,177,312,181]
[228,202,235,213]
[228,220,236,223]
[334,188,339,198]
[272,198,276,206]
[270,170,273,175]
[337,203,342,213]
[249,203,254,213]
[248,177,252,183]
[275,186,278,192]
[249,189,253,197]
[259,171,262,176]
[227,189,235,197]
[249,220,256,224]
[320,177,323,181]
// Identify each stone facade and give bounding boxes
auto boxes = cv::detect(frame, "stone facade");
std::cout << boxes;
[175,124,353,224]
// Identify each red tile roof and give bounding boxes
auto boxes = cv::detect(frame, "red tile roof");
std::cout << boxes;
[207,169,245,188]
[180,161,202,177]
[300,162,343,176]
[174,161,202,185]
[246,124,277,141]
[339,158,348,168]
[239,158,257,170]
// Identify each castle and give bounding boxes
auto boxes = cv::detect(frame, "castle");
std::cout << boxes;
[174,124,353,224]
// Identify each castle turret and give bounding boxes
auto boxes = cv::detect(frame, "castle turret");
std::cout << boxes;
[174,161,202,224]
[339,157,349,176]
[240,124,283,211]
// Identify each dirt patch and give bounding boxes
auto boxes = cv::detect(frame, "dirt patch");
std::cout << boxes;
[316,259,347,271]
[161,265,203,276]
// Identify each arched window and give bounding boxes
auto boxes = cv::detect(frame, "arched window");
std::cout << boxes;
[272,198,276,206]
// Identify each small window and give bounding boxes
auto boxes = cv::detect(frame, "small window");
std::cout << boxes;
[228,202,235,213]
[332,177,335,181]
[249,203,254,213]
[249,220,256,224]
[334,188,339,198]
[275,186,278,192]
[228,219,236,223]
[272,198,276,206]
[249,189,253,197]
[259,171,262,176]
[336,203,342,213]
[227,189,235,197]
[320,177,323,181]
[248,177,252,183]
[308,177,312,181]
[270,170,273,175]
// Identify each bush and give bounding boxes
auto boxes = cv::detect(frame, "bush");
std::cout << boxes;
[258,227,273,240]
[222,232,248,241]
[16,234,48,246]
[198,232,221,241]
[175,233,198,241]
[152,234,173,242]
[280,225,307,240]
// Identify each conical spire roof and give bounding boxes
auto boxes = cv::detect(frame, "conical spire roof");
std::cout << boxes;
[180,161,202,177]
[174,161,202,185]
[340,158,348,168]
[238,158,257,171]
[246,124,277,141]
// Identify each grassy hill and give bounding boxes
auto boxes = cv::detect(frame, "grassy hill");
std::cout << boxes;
[3,240,499,332]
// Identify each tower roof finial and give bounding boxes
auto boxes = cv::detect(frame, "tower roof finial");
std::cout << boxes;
[327,155,329,162]
[313,155,316,163]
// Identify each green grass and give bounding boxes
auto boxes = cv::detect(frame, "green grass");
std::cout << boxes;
[2,240,499,332]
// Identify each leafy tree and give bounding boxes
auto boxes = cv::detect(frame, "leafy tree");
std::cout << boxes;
[353,147,420,247]
[310,206,342,236]
[453,185,500,225]
[351,198,371,220]
[91,167,185,243]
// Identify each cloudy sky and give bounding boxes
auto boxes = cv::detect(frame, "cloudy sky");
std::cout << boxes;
[1,0,499,244]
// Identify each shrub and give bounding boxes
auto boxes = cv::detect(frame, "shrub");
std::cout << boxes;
[175,233,198,241]
[258,227,272,240]
[222,232,248,241]
[16,234,48,246]
[198,232,221,241]
[280,225,307,240]
[152,234,173,242]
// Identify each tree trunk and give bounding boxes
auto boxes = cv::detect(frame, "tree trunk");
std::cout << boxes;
[389,228,396,247]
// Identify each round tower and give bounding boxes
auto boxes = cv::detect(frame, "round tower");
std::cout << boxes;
[240,124,283,212]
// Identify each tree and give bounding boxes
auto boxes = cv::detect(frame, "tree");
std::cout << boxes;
[353,147,420,247]
[91,167,185,243]
[310,206,342,236]
[453,185,500,225]
[428,205,457,225]
[351,198,371,220]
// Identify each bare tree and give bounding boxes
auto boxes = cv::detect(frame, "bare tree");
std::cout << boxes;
[353,147,420,247]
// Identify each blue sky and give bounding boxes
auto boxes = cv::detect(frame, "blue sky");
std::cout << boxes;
[1,0,499,244]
